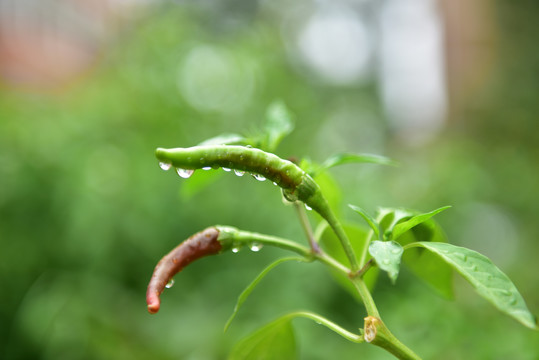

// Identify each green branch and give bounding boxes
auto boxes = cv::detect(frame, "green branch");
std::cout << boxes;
[282,311,364,343]
[216,226,350,275]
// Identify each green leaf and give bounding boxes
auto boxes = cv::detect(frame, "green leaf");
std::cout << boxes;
[228,317,297,360]
[312,153,396,176]
[312,170,342,214]
[368,241,403,284]
[411,242,537,330]
[315,222,378,300]
[390,206,451,241]
[378,207,454,299]
[198,133,248,146]
[224,257,307,332]
[264,100,294,151]
[377,207,413,236]
[298,157,320,176]
[349,204,380,239]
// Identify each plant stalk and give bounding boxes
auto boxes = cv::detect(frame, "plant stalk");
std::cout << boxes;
[284,311,364,343]
[371,325,422,360]
[224,228,350,275]
[352,277,421,359]
[320,206,360,272]
[294,202,321,254]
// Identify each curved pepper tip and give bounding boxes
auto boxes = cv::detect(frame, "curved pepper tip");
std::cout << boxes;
[147,292,161,314]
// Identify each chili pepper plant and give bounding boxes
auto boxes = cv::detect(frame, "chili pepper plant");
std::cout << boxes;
[145,102,537,359]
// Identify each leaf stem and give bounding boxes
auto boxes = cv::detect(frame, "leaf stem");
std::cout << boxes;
[357,259,374,278]
[294,202,321,254]
[282,311,364,343]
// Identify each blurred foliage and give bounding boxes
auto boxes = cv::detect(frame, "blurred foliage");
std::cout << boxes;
[1,1,538,359]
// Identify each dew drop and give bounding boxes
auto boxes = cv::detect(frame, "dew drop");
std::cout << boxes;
[305,204,313,211]
[177,168,194,178]
[249,242,263,252]
[272,182,278,186]
[222,167,231,172]
[382,259,390,265]
[202,166,211,170]
[231,242,242,253]
[159,161,172,171]
[282,188,298,202]
[509,296,518,305]
[165,279,175,289]
[391,248,402,255]
[252,173,266,181]
[234,169,245,177]
[246,145,253,148]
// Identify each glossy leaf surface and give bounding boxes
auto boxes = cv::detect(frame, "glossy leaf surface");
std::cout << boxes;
[368,240,403,283]
[412,242,537,329]
[378,207,454,299]
[390,206,451,241]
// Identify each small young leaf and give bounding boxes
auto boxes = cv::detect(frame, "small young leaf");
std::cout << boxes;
[411,242,537,330]
[390,206,451,241]
[368,241,403,284]
[224,256,307,332]
[229,318,297,360]
[198,133,248,146]
[264,100,294,152]
[377,207,454,298]
[377,207,414,239]
[349,204,380,239]
[313,153,396,176]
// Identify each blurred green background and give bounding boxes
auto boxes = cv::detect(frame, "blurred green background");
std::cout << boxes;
[1,0,538,359]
